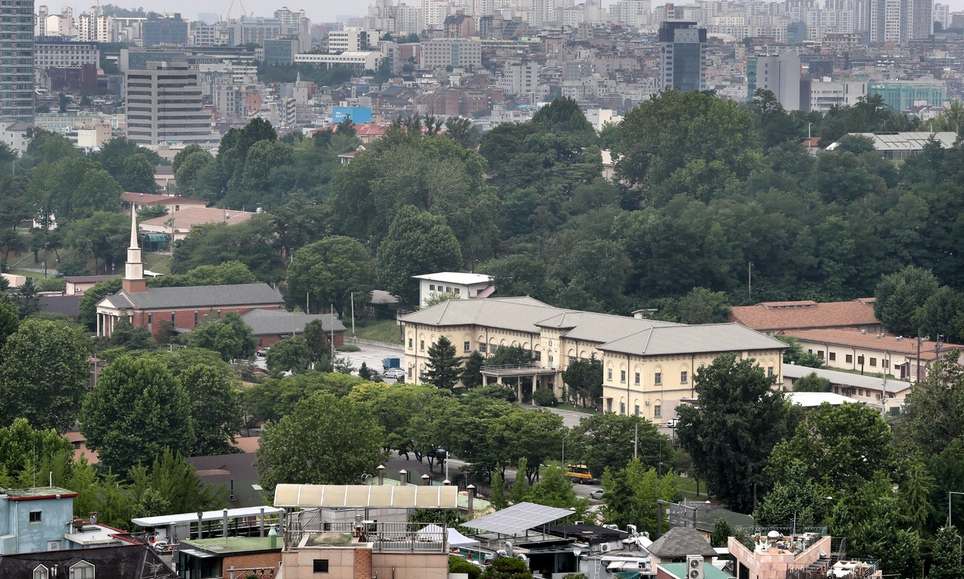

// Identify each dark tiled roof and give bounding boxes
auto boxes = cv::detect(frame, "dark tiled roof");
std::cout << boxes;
[39,294,82,318]
[241,309,346,336]
[647,527,716,559]
[103,283,283,310]
[0,544,176,578]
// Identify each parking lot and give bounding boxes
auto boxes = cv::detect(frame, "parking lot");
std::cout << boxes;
[339,339,405,378]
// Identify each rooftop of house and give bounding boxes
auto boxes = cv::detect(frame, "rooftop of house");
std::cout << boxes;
[785,328,964,359]
[598,323,787,357]
[413,271,495,285]
[786,391,859,407]
[0,486,78,501]
[121,191,206,206]
[827,131,957,151]
[240,309,345,336]
[0,543,176,578]
[99,283,284,311]
[729,299,879,331]
[139,206,255,231]
[659,562,734,579]
[646,526,716,559]
[64,274,118,284]
[783,363,912,393]
[181,536,280,555]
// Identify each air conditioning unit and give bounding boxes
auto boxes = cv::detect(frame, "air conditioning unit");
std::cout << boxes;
[687,555,704,579]
[600,543,611,552]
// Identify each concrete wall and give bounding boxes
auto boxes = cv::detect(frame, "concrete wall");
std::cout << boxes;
[0,496,74,555]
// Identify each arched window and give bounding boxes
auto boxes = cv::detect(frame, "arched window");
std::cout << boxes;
[33,565,49,579]
[69,560,95,579]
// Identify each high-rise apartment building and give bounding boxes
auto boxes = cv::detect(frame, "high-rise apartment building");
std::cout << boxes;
[125,57,212,145]
[328,27,371,53]
[143,13,189,47]
[658,20,706,92]
[934,2,949,29]
[274,7,311,51]
[747,52,802,111]
[1,0,35,122]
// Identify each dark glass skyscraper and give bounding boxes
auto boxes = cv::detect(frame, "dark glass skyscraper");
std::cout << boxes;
[658,21,707,92]
[0,0,35,121]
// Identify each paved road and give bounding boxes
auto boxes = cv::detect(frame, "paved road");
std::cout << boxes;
[339,340,404,377]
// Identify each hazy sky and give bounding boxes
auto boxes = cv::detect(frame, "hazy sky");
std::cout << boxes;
[41,0,369,23]
[36,0,964,26]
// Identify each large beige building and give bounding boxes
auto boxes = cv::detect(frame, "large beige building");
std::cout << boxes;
[400,297,785,425]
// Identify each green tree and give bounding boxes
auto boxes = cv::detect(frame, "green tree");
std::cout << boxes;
[602,459,677,536]
[778,337,825,368]
[0,319,91,430]
[914,285,964,343]
[179,364,243,456]
[188,312,257,361]
[676,354,793,512]
[63,211,129,273]
[509,457,530,503]
[768,403,893,493]
[481,557,532,579]
[930,525,964,579]
[461,351,484,388]
[490,469,507,509]
[266,336,311,375]
[570,413,671,477]
[526,463,586,513]
[792,372,832,392]
[902,354,964,455]
[449,556,482,579]
[108,319,155,350]
[423,336,462,389]
[288,236,375,314]
[303,319,332,369]
[128,449,224,514]
[562,357,603,407]
[0,418,74,482]
[257,391,383,489]
[532,97,596,138]
[118,155,157,192]
[174,148,215,196]
[82,355,194,474]
[376,205,463,304]
[663,287,731,324]
[14,278,39,317]
[0,299,18,348]
[711,519,733,548]
[874,265,940,336]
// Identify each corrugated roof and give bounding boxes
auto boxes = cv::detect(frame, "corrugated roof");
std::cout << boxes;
[132,506,284,528]
[730,299,879,331]
[599,324,786,356]
[399,296,567,334]
[783,363,912,393]
[537,311,681,343]
[272,484,459,509]
[828,131,956,151]
[413,272,494,285]
[786,328,964,358]
[241,309,345,336]
[462,502,573,535]
[786,392,858,407]
[101,283,284,310]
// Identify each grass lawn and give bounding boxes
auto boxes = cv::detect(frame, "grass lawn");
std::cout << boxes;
[677,475,709,500]
[144,253,172,275]
[555,403,597,414]
[353,318,403,344]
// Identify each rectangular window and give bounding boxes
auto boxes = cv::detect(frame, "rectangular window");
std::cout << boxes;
[170,312,175,323]
[420,340,424,351]
[858,355,864,365]
[829,352,836,361]
[607,368,613,380]
[533,350,541,361]
[29,511,42,523]
[817,350,824,359]
[654,372,662,385]
[882,359,889,368]
[680,371,688,384]
[634,372,640,385]
[479,343,487,353]
[454,288,460,295]
[846,354,853,364]
[193,311,198,325]
[408,338,413,348]
[619,402,625,415]
[767,366,774,378]
[870,357,877,367]
[634,404,640,416]
[313,559,329,573]
[654,405,661,418]
[429,284,435,291]
[606,398,613,413]
[407,367,413,378]
[147,313,152,325]
[620,370,626,383]
[463,341,470,353]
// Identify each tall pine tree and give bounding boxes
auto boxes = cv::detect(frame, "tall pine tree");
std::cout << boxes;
[423,336,461,389]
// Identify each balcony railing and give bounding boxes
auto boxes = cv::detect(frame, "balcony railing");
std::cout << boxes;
[284,520,446,554]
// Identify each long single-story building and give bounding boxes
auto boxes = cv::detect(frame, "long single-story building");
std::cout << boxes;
[400,296,785,426]
[782,363,912,413]
[729,298,880,333]
[241,309,347,348]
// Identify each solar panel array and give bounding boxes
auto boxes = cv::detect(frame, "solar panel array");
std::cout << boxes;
[272,484,460,509]
[462,502,573,535]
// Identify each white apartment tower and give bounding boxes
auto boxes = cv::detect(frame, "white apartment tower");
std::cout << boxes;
[125,59,212,145]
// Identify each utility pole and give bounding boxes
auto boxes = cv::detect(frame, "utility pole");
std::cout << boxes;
[747,261,752,301]
[633,422,638,461]
[916,329,922,383]
[306,291,310,314]
[330,303,335,363]
[350,291,356,338]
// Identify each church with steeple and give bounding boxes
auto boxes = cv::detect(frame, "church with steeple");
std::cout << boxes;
[95,207,285,338]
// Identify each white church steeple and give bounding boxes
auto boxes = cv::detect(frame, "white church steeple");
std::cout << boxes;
[122,204,147,293]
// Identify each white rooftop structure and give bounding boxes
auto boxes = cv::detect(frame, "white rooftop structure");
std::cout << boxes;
[783,364,912,395]
[131,506,284,528]
[826,131,956,160]
[413,271,496,308]
[786,391,858,407]
[461,502,573,536]
[273,484,459,509]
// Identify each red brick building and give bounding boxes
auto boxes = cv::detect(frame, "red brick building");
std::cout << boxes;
[95,208,284,338]
[241,309,346,348]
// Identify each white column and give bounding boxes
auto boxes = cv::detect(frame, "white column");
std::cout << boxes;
[96,313,101,336]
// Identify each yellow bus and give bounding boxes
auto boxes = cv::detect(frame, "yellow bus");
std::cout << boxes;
[565,464,593,483]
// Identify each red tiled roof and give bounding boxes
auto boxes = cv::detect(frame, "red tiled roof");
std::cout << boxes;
[231,436,261,454]
[730,299,879,331]
[786,328,964,359]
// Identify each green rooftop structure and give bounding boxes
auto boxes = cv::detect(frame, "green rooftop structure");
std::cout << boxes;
[868,81,946,112]
[659,562,734,579]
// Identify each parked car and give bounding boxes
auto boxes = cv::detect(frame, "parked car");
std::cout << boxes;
[589,488,605,500]
[383,368,406,380]
[665,418,679,428]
